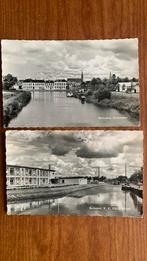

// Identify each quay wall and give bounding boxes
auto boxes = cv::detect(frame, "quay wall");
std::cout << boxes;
[7,184,98,202]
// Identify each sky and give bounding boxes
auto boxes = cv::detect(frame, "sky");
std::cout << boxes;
[2,39,138,81]
[6,130,143,178]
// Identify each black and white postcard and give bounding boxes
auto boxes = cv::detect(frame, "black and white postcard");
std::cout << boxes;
[2,39,139,127]
[6,130,143,216]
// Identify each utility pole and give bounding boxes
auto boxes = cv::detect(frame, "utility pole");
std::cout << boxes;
[125,163,127,178]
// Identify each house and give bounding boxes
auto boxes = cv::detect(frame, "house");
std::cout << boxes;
[67,78,82,90]
[58,176,88,185]
[45,80,54,91]
[116,81,139,93]
[53,79,67,91]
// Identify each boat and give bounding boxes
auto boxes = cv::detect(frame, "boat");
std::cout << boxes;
[80,95,86,102]
[66,92,73,97]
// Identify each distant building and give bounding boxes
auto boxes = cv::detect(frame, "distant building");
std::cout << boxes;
[20,79,66,91]
[67,72,84,90]
[58,176,88,185]
[6,165,88,188]
[21,79,46,91]
[67,78,81,89]
[44,80,54,91]
[116,81,139,93]
[6,164,56,188]
[53,79,67,91]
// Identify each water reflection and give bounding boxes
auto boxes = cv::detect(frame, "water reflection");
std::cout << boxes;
[7,185,143,216]
[8,92,139,127]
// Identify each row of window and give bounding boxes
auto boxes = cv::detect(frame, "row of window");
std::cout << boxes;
[7,168,53,177]
[22,86,66,89]
[8,177,50,185]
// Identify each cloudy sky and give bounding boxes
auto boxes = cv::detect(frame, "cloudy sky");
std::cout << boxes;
[2,39,138,81]
[6,130,143,178]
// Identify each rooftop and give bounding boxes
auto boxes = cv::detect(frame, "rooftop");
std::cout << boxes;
[7,164,56,172]
[67,78,81,82]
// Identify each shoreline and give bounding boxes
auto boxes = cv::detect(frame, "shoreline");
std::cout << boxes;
[3,91,31,127]
[85,94,139,120]
[7,184,99,203]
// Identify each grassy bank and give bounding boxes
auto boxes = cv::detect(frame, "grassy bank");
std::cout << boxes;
[7,184,98,202]
[86,94,140,119]
[3,91,31,127]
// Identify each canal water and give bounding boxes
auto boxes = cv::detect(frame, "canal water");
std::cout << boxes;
[7,184,143,216]
[8,92,138,127]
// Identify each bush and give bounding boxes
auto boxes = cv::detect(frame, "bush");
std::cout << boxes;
[94,86,111,102]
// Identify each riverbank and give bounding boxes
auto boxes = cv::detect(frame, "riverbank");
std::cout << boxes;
[3,91,31,127]
[122,185,143,198]
[7,184,98,202]
[86,94,139,119]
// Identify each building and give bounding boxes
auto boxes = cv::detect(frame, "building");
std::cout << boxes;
[6,164,56,188]
[20,79,67,91]
[21,79,46,91]
[58,176,88,185]
[45,80,54,91]
[67,72,84,90]
[116,81,139,93]
[67,78,82,90]
[53,79,67,91]
[6,165,88,189]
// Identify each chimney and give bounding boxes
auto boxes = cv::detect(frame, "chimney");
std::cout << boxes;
[49,164,51,171]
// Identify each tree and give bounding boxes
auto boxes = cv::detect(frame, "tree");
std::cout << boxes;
[3,74,17,90]
[129,168,143,184]
[122,77,129,82]
[94,85,111,101]
[91,78,98,90]
[111,74,117,84]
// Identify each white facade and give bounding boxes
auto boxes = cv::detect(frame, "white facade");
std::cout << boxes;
[21,81,46,91]
[6,165,88,189]
[58,177,88,185]
[53,80,67,91]
[21,80,66,91]
[6,165,55,188]
[45,81,54,90]
[117,82,139,93]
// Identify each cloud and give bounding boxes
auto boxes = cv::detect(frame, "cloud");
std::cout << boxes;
[76,145,118,158]
[2,39,138,80]
[6,130,143,178]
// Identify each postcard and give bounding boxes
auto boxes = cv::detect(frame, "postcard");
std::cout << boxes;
[6,130,143,216]
[2,39,139,127]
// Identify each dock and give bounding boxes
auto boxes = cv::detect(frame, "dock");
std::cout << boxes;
[122,185,143,198]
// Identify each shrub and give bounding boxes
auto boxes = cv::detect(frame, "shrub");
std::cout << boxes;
[94,87,111,101]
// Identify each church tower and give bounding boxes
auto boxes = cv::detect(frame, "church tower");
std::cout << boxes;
[81,71,84,83]
[109,72,112,81]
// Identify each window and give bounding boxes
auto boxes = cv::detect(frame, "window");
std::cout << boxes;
[10,178,14,185]
[10,168,14,175]
[122,84,126,90]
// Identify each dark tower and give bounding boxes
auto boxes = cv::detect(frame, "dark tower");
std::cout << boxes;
[81,71,84,83]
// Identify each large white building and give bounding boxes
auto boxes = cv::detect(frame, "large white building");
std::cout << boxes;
[6,165,88,189]
[20,80,54,91]
[19,79,67,91]
[53,79,67,91]
[6,164,56,188]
